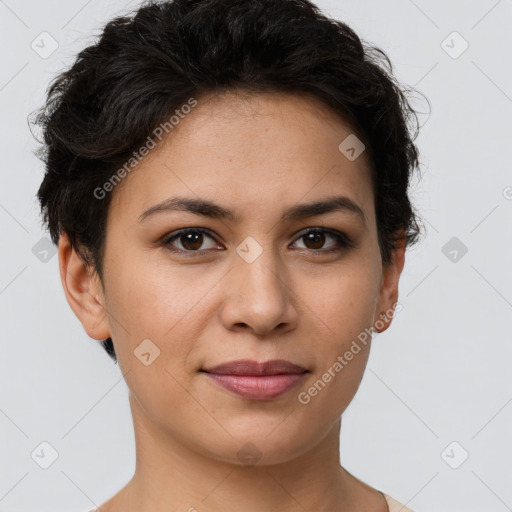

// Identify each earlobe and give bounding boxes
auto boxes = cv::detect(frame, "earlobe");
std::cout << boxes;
[58,232,111,341]
[374,233,407,333]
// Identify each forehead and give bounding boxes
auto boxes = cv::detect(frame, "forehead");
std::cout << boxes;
[108,90,374,225]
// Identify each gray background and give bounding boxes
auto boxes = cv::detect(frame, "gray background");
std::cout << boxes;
[1,0,511,511]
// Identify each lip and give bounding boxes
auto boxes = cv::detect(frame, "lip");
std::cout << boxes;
[202,359,308,376]
[201,359,308,400]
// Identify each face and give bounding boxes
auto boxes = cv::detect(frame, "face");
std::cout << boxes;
[60,91,404,466]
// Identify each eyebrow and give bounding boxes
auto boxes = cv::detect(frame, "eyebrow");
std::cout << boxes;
[137,195,366,225]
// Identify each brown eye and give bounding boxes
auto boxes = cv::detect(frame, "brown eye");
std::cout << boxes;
[292,228,353,252]
[302,231,326,250]
[178,232,204,250]
[163,228,221,253]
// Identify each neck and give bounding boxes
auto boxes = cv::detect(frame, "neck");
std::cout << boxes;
[104,392,361,512]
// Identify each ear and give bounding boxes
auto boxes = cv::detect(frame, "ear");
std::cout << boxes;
[58,232,111,340]
[373,232,406,334]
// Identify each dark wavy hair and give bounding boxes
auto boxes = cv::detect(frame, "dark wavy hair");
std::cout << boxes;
[30,0,428,363]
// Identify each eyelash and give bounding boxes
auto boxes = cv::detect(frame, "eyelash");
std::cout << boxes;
[161,227,355,256]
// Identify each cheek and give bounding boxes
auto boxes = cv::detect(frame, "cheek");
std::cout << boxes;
[104,250,186,332]
[296,262,380,407]
[102,263,205,426]
[296,277,377,416]
[302,262,381,339]
[103,253,215,375]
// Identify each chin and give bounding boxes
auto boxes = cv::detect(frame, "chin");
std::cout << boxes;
[202,423,314,467]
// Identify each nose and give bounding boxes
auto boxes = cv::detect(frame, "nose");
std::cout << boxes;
[219,244,299,337]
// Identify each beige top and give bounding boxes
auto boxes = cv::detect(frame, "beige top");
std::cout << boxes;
[86,493,415,512]
[383,492,416,511]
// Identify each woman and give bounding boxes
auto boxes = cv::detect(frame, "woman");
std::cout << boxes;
[33,0,426,510]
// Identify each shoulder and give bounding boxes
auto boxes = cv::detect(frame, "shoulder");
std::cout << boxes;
[382,493,417,512]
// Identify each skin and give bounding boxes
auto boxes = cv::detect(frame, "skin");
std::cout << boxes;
[59,90,406,512]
